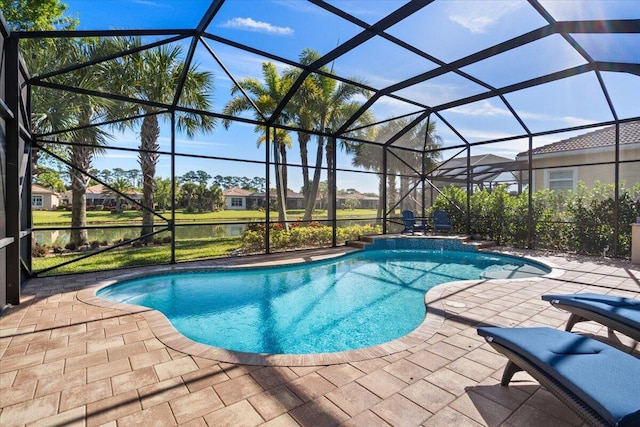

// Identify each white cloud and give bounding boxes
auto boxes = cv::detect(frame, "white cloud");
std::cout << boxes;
[172,138,228,148]
[468,141,528,158]
[518,111,594,127]
[98,153,138,160]
[132,0,170,8]
[394,81,467,107]
[374,96,424,118]
[446,101,595,128]
[221,17,293,36]
[457,129,520,141]
[556,116,596,127]
[448,101,512,117]
[447,1,523,34]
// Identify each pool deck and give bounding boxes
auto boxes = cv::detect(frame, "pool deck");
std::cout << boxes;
[1,246,639,426]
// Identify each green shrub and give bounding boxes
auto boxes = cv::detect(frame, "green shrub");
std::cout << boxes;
[32,243,49,257]
[432,181,640,257]
[240,223,382,252]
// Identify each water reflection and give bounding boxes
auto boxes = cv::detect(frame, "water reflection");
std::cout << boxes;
[33,223,249,246]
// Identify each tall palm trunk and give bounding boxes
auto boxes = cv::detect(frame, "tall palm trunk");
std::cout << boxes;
[388,174,397,214]
[297,132,311,205]
[400,176,409,212]
[69,105,96,247]
[273,140,288,224]
[302,109,329,222]
[302,136,325,221]
[140,114,160,243]
[325,137,336,222]
[377,176,384,225]
[279,143,288,211]
[69,143,92,246]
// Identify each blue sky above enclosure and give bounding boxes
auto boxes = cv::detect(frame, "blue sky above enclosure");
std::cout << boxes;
[34,0,640,193]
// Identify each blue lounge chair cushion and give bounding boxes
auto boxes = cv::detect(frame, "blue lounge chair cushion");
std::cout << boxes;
[477,326,640,427]
[542,293,640,331]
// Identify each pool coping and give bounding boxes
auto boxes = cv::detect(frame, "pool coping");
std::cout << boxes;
[77,247,562,366]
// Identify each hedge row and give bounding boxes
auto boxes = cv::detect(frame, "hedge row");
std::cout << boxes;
[432,182,640,257]
[241,223,382,252]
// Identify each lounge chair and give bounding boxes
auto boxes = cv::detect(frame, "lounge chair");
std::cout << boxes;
[542,293,640,342]
[477,326,640,427]
[401,210,427,234]
[432,209,453,233]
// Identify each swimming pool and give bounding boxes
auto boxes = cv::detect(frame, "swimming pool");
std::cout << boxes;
[97,249,550,355]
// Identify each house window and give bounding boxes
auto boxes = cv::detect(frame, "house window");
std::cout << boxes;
[32,195,43,207]
[231,198,243,207]
[548,169,575,192]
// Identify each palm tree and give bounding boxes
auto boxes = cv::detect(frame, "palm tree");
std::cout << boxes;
[352,118,441,220]
[107,38,215,242]
[222,62,293,223]
[154,177,173,212]
[282,49,374,221]
[29,38,115,246]
[281,50,322,207]
[209,185,225,211]
[103,177,133,213]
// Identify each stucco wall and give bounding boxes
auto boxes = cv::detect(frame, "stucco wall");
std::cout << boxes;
[225,196,245,210]
[530,144,640,191]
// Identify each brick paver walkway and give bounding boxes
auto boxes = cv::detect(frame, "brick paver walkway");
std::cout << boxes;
[1,247,638,426]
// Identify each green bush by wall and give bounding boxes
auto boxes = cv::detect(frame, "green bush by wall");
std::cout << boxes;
[432,181,640,257]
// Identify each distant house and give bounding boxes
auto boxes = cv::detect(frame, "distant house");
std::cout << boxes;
[31,184,61,210]
[61,184,142,207]
[224,187,379,211]
[247,190,305,211]
[337,191,379,209]
[223,187,255,210]
[281,190,305,210]
[516,121,640,192]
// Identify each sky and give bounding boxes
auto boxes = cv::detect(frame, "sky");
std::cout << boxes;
[49,0,640,193]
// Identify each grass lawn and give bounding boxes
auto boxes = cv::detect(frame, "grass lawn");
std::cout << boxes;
[32,236,242,275]
[31,209,381,275]
[33,208,379,226]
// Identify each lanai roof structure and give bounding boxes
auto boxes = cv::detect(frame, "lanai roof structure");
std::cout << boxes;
[10,0,640,148]
[429,154,527,191]
[1,2,640,426]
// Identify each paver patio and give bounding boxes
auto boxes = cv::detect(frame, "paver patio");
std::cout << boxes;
[1,247,638,426]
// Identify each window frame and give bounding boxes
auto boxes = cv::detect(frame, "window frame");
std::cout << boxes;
[545,167,576,192]
[32,195,44,208]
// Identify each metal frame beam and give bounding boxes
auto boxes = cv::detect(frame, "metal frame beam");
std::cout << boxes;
[5,35,22,304]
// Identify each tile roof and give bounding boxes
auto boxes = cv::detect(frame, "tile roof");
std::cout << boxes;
[521,120,640,156]
[223,187,254,196]
[31,184,59,195]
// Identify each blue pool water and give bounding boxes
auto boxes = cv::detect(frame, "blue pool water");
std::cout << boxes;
[97,249,549,354]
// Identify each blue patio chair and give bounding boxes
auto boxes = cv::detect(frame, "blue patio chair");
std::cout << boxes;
[401,210,427,234]
[432,209,453,233]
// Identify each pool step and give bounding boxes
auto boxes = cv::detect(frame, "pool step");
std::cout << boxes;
[346,234,497,250]
[463,239,497,249]
[346,240,368,249]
